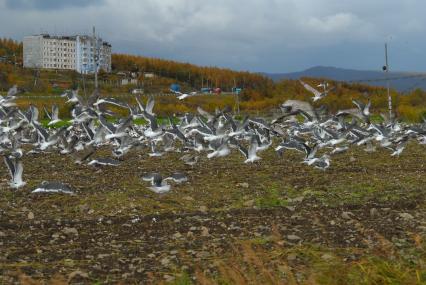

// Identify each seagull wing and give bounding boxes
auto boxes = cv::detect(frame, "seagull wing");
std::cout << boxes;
[145,96,155,115]
[43,105,52,120]
[352,100,365,112]
[7,85,18,97]
[34,122,49,141]
[3,155,15,179]
[142,173,157,182]
[30,105,39,123]
[197,107,214,122]
[300,80,322,97]
[52,105,60,121]
[236,142,248,159]
[98,115,115,134]
[13,160,24,184]
[248,136,259,159]
[87,88,100,107]
[135,95,145,112]
[168,173,188,183]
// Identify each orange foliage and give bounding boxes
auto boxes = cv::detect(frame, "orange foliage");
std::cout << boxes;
[112,54,272,93]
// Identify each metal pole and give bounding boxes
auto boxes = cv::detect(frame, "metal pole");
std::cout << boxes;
[385,43,392,120]
[234,78,240,115]
[93,26,98,90]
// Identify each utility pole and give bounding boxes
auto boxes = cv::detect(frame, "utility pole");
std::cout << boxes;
[234,78,240,115]
[93,26,99,90]
[384,43,392,121]
[13,53,16,72]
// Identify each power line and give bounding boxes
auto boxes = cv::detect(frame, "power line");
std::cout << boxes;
[400,76,426,94]
[346,73,426,84]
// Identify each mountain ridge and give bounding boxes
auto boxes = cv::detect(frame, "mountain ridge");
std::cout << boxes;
[263,66,426,92]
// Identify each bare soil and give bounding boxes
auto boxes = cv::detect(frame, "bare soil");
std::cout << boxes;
[0,143,425,284]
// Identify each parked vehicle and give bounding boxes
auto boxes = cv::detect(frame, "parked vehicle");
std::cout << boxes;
[200,87,212,94]
[170,83,181,93]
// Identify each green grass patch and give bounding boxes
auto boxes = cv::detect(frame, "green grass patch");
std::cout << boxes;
[255,185,289,208]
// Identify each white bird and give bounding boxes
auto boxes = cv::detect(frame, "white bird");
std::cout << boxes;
[88,158,121,167]
[300,80,332,102]
[3,155,26,189]
[236,136,261,163]
[180,153,199,167]
[142,172,187,194]
[207,139,231,159]
[45,104,63,126]
[32,181,74,195]
[177,91,197,100]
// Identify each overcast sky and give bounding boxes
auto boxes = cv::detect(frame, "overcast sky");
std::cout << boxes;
[0,0,425,73]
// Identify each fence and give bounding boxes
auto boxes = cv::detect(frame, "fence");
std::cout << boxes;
[16,92,235,99]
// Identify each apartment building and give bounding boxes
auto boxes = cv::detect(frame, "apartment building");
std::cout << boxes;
[23,34,111,74]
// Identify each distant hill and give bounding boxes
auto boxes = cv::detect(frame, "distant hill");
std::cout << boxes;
[264,66,426,92]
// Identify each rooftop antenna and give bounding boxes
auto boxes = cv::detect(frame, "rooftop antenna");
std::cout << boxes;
[383,43,393,121]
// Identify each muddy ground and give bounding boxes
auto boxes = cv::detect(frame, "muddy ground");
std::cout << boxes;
[0,143,425,284]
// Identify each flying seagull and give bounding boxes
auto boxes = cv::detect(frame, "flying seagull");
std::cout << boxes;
[300,80,333,102]
[236,136,261,163]
[141,172,187,194]
[44,104,63,126]
[3,155,25,189]
[178,91,197,100]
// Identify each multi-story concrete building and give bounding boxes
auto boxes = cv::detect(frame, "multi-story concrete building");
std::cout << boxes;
[23,34,111,74]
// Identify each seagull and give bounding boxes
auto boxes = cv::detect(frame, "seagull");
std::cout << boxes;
[141,172,187,194]
[94,97,130,109]
[0,85,18,107]
[34,125,67,151]
[304,154,331,170]
[61,89,83,105]
[352,99,371,123]
[45,104,63,126]
[207,139,231,159]
[99,115,133,140]
[3,155,25,189]
[88,158,121,167]
[72,145,95,164]
[142,112,163,138]
[59,135,78,155]
[236,136,261,163]
[148,141,164,157]
[197,107,215,123]
[32,181,74,195]
[300,80,332,102]
[180,153,199,167]
[330,145,349,155]
[177,91,197,100]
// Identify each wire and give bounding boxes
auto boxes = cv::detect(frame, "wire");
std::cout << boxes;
[347,74,426,84]
[400,76,426,94]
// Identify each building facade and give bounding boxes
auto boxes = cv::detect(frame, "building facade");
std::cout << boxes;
[23,34,111,74]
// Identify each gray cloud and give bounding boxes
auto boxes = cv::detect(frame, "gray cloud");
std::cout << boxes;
[5,0,105,10]
[0,0,425,72]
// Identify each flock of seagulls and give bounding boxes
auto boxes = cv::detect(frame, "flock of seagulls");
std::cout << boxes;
[1,83,425,194]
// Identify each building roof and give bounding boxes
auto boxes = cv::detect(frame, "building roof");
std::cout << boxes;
[25,34,110,46]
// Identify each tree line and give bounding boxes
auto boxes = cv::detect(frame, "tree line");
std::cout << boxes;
[112,54,273,92]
